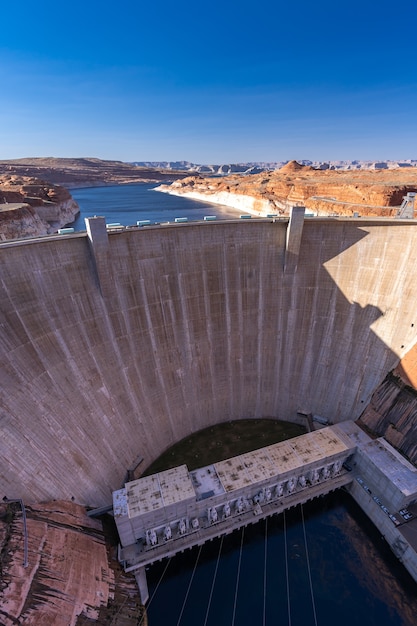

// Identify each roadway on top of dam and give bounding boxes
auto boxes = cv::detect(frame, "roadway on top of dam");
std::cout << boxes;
[2,213,417,248]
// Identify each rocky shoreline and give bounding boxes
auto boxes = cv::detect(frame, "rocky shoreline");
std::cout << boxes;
[155,161,417,218]
[0,157,193,240]
[0,176,80,241]
[155,183,280,216]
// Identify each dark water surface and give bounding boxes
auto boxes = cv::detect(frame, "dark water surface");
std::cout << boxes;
[71,183,240,229]
[146,492,417,626]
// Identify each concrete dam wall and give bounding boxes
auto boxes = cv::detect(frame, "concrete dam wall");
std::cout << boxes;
[2,217,417,507]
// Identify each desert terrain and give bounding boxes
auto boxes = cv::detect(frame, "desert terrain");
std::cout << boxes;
[2,158,417,240]
[0,157,190,239]
[158,160,417,217]
[0,157,189,187]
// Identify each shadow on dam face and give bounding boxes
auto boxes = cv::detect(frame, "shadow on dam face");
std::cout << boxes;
[1,218,417,506]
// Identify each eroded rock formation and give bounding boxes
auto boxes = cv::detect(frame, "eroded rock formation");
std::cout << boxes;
[358,371,417,465]
[357,340,417,465]
[157,161,417,217]
[0,501,144,626]
[0,175,80,240]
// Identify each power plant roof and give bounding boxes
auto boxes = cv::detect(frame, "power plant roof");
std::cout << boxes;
[125,465,195,518]
[116,427,353,518]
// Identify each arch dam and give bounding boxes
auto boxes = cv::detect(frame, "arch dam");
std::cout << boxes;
[1,212,417,507]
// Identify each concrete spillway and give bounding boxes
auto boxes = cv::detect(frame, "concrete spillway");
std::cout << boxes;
[2,216,417,506]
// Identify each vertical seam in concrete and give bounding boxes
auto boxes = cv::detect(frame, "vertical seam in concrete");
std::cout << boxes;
[223,243,234,418]
[139,278,176,439]
[272,272,284,413]
[237,273,244,418]
[117,300,155,439]
[177,273,195,420]
[202,268,216,419]
[256,249,264,416]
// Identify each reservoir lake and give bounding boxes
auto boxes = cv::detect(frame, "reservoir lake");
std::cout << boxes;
[71,182,240,229]
[71,184,417,626]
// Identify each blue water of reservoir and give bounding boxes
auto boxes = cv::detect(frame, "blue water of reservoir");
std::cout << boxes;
[146,492,417,626]
[69,185,417,625]
[71,183,240,229]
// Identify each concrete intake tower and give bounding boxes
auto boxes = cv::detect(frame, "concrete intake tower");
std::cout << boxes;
[1,212,417,507]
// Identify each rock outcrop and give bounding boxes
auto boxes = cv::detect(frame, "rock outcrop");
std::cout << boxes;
[358,371,417,465]
[0,175,80,240]
[357,340,417,465]
[156,162,417,217]
[0,501,144,626]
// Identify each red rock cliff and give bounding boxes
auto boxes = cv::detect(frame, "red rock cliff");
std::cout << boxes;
[159,161,417,217]
[0,175,79,240]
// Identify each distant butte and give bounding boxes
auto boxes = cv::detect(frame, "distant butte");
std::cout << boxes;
[279,159,314,172]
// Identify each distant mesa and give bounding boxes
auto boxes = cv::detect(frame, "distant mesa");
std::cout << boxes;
[132,158,417,174]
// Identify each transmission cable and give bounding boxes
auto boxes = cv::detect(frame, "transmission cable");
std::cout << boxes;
[203,534,224,626]
[176,544,203,626]
[300,503,318,626]
[138,557,172,626]
[231,525,245,626]
[263,517,268,626]
[283,510,292,626]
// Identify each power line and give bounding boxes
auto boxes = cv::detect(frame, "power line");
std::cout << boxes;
[176,544,203,626]
[139,557,172,626]
[283,510,292,626]
[301,503,318,626]
[231,526,245,626]
[263,517,268,626]
[203,534,224,626]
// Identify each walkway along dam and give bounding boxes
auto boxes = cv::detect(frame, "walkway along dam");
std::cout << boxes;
[1,212,417,509]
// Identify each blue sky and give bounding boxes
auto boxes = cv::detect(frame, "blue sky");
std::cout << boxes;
[1,0,416,163]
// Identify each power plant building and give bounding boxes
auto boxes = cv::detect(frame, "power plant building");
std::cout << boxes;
[114,425,356,550]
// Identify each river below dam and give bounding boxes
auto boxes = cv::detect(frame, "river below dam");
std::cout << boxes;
[70,184,417,625]
[146,492,417,626]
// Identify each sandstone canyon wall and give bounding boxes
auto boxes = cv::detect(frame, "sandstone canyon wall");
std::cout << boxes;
[0,176,79,240]
[157,162,417,218]
[0,501,142,625]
